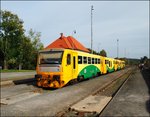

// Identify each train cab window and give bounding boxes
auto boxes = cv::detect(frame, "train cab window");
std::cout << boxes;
[92,58,94,64]
[78,56,82,64]
[88,57,91,64]
[95,58,97,64]
[67,54,71,65]
[98,59,100,64]
[83,56,87,64]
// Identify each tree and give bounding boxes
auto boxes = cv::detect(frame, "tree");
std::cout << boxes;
[0,10,44,70]
[140,56,148,64]
[87,48,99,55]
[0,10,25,69]
[26,29,44,69]
[28,29,44,51]
[99,49,107,57]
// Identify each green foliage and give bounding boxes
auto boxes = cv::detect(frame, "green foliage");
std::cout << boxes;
[0,10,25,69]
[99,49,107,57]
[0,10,44,70]
[23,29,44,69]
[140,56,148,64]
[87,48,99,55]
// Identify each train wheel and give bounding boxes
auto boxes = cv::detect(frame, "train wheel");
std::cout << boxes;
[77,76,84,82]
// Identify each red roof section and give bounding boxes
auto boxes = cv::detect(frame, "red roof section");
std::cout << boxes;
[45,33,90,53]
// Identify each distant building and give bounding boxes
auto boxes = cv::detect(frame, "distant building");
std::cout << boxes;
[45,33,90,53]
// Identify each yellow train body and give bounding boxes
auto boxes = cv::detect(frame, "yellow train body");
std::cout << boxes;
[35,48,125,88]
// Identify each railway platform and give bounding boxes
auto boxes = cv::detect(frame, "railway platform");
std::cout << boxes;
[1,67,131,116]
[0,71,36,86]
[100,68,150,116]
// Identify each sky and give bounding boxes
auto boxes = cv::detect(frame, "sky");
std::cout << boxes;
[1,1,149,59]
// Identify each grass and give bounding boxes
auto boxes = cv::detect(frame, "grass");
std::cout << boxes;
[1,69,35,73]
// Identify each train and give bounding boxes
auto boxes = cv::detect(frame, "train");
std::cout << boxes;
[35,48,125,88]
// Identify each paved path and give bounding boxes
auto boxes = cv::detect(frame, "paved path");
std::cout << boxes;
[101,69,150,116]
[0,72,36,81]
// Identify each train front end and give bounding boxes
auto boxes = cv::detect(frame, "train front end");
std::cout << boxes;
[35,49,65,88]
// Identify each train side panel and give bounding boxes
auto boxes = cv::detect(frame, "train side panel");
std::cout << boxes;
[102,57,115,74]
[77,51,102,80]
[61,49,78,85]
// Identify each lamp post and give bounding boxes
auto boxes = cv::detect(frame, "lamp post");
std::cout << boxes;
[91,5,94,54]
[72,30,76,37]
[117,39,119,58]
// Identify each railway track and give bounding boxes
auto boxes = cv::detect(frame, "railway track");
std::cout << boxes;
[0,67,134,116]
[56,67,135,116]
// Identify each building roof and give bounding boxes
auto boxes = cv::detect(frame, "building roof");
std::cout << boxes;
[45,33,90,53]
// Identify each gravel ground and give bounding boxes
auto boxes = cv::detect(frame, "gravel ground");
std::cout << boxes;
[61,68,132,117]
[0,68,131,116]
[100,68,150,116]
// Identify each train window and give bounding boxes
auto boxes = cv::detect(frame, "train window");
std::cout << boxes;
[67,54,71,65]
[73,56,76,69]
[109,61,112,67]
[83,56,87,64]
[92,58,94,64]
[105,60,108,64]
[95,58,97,64]
[98,59,100,64]
[113,61,115,64]
[78,56,82,64]
[88,57,91,64]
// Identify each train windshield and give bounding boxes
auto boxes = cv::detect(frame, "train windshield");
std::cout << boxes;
[39,51,63,64]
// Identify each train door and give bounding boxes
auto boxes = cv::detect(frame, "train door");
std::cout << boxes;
[101,57,106,74]
[72,52,78,79]
[65,53,72,81]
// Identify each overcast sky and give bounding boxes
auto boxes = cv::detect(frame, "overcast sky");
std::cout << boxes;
[1,1,149,59]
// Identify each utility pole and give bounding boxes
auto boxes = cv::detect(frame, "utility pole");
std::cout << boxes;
[117,39,119,58]
[91,5,94,54]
